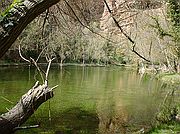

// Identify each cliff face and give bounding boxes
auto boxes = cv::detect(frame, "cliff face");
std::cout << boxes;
[99,0,168,62]
[100,0,163,33]
[100,0,135,33]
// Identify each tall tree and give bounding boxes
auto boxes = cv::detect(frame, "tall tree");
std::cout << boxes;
[0,0,60,58]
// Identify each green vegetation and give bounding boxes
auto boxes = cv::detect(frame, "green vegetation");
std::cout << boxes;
[150,0,180,72]
[157,73,180,84]
[0,0,22,18]
[167,0,180,59]
[148,123,180,134]
[148,77,180,134]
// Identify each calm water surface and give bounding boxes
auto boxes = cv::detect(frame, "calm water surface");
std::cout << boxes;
[0,66,168,133]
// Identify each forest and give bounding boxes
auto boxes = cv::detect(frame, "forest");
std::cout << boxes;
[0,0,179,133]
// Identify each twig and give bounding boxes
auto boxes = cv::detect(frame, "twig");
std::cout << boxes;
[36,45,48,63]
[42,9,49,37]
[103,0,134,43]
[19,45,45,82]
[30,58,46,75]
[63,0,117,44]
[30,57,45,82]
[5,107,10,112]
[50,85,59,91]
[18,45,31,63]
[48,100,51,121]
[1,96,14,104]
[132,44,151,62]
[46,57,55,81]
[13,125,39,131]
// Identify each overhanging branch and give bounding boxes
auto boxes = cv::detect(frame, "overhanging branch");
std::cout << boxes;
[63,0,117,44]
[103,0,151,63]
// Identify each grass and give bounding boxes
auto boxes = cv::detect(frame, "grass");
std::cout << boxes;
[148,74,180,133]
[148,122,180,134]
[157,73,180,84]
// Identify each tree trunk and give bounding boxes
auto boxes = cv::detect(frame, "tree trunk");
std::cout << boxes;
[0,0,60,58]
[0,81,54,134]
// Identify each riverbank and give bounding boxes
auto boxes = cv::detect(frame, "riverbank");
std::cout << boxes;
[157,73,180,84]
[148,122,180,134]
[148,72,180,134]
[0,62,136,67]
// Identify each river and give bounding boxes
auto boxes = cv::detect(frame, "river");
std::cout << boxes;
[0,66,169,133]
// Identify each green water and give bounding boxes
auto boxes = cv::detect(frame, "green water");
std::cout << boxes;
[0,66,169,133]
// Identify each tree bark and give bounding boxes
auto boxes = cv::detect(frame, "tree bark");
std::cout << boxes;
[0,81,54,134]
[0,0,60,58]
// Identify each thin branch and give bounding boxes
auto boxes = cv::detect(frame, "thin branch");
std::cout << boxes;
[30,57,45,82]
[132,44,151,62]
[103,0,135,43]
[19,45,46,82]
[30,58,46,75]
[117,13,138,22]
[46,57,55,81]
[56,4,77,35]
[36,45,48,62]
[103,0,151,63]
[42,9,49,37]
[63,0,117,44]
[54,4,87,37]
[13,125,39,131]
[50,85,59,91]
[18,45,31,63]
[1,96,14,104]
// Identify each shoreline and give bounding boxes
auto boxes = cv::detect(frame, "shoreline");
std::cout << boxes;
[0,62,136,67]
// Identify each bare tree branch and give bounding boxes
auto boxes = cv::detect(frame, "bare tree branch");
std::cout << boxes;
[18,45,31,63]
[19,45,46,81]
[63,0,117,44]
[45,57,55,81]
[103,0,151,63]
[42,9,50,37]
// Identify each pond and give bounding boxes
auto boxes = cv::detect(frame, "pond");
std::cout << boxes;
[0,66,170,133]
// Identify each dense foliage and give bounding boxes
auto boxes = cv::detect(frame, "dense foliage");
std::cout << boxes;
[167,0,180,56]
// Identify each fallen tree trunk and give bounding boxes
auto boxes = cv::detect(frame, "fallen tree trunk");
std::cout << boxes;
[0,80,55,134]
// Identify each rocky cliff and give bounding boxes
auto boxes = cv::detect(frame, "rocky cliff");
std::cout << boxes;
[99,0,168,62]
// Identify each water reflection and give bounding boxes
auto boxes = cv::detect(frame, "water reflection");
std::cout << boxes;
[0,66,168,134]
[97,101,128,134]
[53,107,99,134]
